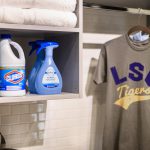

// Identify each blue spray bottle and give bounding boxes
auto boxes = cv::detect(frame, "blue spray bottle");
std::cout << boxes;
[28,41,44,93]
[28,41,62,95]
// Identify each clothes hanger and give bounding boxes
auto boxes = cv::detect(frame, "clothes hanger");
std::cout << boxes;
[128,25,150,36]
[127,8,150,37]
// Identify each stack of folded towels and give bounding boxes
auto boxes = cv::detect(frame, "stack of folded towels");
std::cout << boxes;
[0,0,77,27]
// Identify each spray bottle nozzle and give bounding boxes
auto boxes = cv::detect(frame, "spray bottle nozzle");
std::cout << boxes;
[29,41,59,56]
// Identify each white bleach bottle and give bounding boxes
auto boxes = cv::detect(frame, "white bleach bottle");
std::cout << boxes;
[0,34,26,97]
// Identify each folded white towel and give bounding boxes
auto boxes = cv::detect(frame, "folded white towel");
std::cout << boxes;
[33,0,77,12]
[23,8,35,25]
[0,7,77,28]
[1,0,77,12]
[0,7,24,24]
[30,8,77,27]
[0,0,32,9]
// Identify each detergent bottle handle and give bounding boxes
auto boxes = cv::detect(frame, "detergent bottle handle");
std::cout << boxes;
[9,41,25,62]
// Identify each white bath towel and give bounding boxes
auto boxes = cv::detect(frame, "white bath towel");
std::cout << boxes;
[33,0,77,12]
[0,7,24,24]
[0,0,32,9]
[0,0,77,12]
[29,8,77,27]
[23,8,35,25]
[0,7,77,27]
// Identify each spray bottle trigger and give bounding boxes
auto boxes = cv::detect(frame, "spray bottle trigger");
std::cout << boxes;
[29,47,36,56]
[36,46,45,55]
[29,43,38,56]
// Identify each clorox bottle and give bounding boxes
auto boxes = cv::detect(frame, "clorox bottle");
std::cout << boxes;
[28,41,62,95]
[0,34,26,97]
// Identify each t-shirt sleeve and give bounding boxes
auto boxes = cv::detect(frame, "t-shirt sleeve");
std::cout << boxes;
[94,45,107,84]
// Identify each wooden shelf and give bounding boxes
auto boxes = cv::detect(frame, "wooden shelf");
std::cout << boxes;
[0,23,80,34]
[0,93,80,104]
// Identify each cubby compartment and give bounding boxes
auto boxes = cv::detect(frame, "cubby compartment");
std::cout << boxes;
[0,28,82,103]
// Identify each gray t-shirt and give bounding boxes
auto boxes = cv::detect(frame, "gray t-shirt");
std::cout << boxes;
[94,34,150,150]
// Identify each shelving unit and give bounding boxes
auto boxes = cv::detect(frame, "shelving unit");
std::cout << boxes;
[0,0,83,103]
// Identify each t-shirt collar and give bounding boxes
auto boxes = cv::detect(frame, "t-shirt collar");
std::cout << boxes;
[125,33,150,51]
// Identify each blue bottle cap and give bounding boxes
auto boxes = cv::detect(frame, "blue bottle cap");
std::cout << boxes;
[1,34,11,39]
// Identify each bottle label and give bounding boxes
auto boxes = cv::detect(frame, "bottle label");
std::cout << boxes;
[0,67,25,91]
[42,67,60,88]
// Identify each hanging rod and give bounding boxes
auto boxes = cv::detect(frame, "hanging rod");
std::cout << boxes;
[83,2,150,16]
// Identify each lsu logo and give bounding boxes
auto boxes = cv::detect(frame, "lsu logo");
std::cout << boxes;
[4,70,24,84]
[110,62,150,109]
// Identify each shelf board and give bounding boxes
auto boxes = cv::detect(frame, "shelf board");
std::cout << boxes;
[83,0,150,9]
[0,23,80,34]
[0,92,80,104]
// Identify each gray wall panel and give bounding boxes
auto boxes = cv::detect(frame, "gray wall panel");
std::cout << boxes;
[84,8,147,34]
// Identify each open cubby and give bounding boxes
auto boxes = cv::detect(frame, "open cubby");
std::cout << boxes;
[0,30,81,103]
